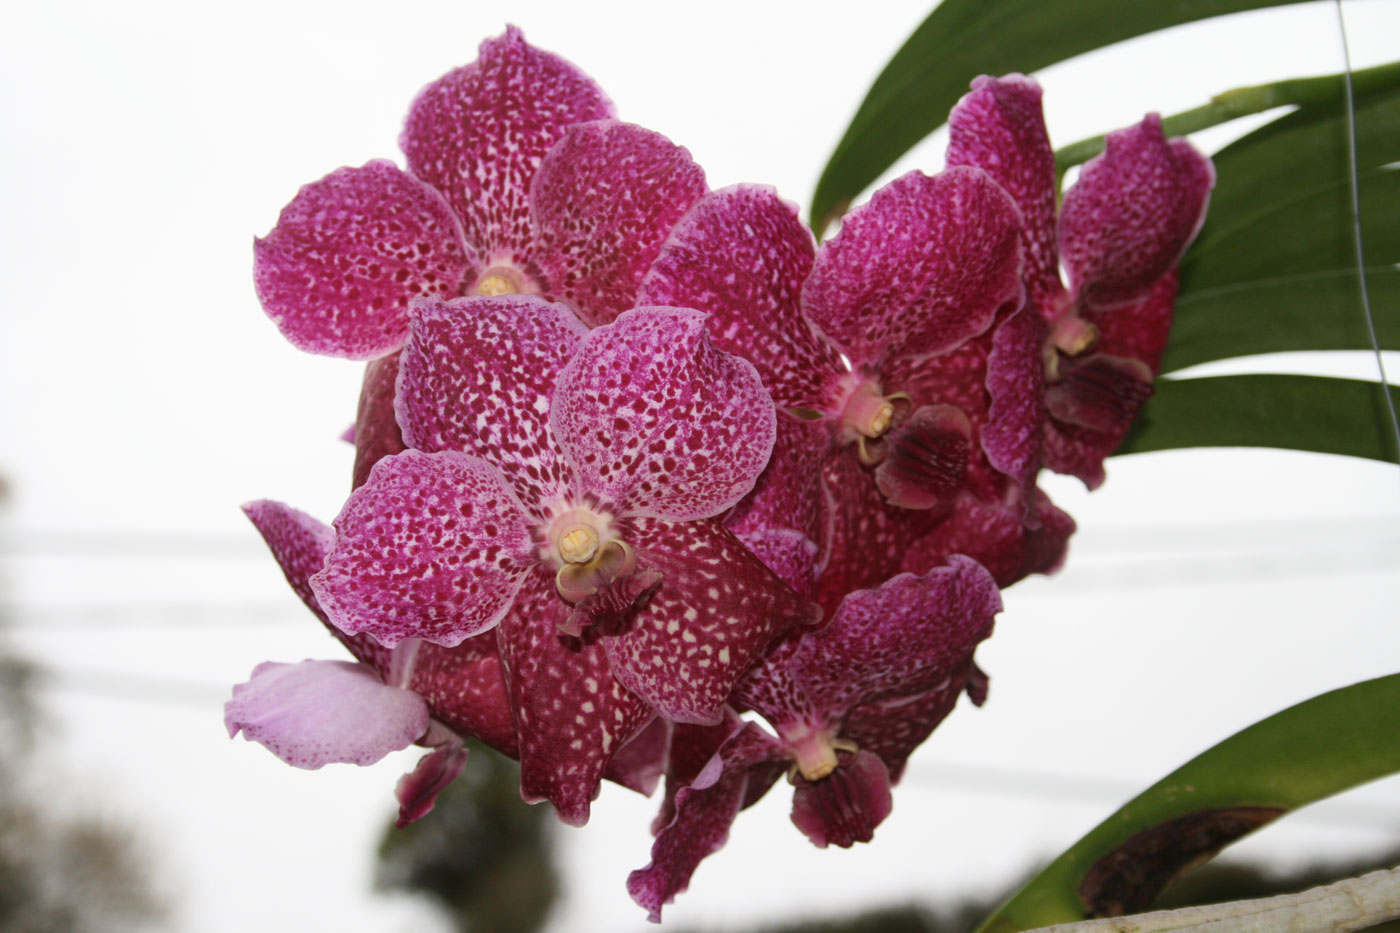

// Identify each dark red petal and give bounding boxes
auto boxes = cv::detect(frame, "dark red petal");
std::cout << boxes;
[789,749,893,848]
[352,353,407,491]
[874,404,971,510]
[901,487,1075,588]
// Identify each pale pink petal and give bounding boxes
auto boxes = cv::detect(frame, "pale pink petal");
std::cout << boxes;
[400,26,614,265]
[552,307,776,520]
[802,167,1024,367]
[532,121,707,327]
[311,450,535,648]
[395,739,468,827]
[396,295,585,512]
[496,571,654,826]
[628,722,782,922]
[253,160,473,359]
[946,74,1064,314]
[225,659,428,769]
[1060,114,1213,311]
[353,353,407,491]
[790,749,893,848]
[604,517,818,724]
[638,185,847,409]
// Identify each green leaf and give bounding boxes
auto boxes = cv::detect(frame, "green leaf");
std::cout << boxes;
[1166,78,1400,372]
[975,674,1400,932]
[810,0,1311,235]
[1114,374,1400,463]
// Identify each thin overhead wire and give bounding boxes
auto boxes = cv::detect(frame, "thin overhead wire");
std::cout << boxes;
[1335,0,1400,472]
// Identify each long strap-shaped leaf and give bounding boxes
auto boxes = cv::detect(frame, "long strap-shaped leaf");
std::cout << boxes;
[1164,81,1400,372]
[975,674,1400,933]
[1115,374,1400,463]
[810,0,1310,235]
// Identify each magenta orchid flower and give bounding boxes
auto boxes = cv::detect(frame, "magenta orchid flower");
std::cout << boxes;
[947,75,1214,487]
[627,554,1001,921]
[639,174,1069,603]
[228,500,520,825]
[308,296,815,823]
[253,27,706,360]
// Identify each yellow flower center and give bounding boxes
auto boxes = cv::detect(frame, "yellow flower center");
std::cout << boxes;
[475,273,518,296]
[558,524,600,564]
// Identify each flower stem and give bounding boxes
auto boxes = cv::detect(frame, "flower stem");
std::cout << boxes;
[1054,59,1400,175]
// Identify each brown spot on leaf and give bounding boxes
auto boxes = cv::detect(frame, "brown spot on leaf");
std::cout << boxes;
[1078,806,1286,917]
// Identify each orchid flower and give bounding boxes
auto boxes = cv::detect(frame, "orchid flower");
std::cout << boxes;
[947,75,1214,487]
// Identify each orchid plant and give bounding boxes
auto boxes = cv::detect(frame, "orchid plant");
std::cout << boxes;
[228,8,1400,930]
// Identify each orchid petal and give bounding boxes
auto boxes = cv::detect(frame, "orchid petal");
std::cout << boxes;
[253,160,473,359]
[532,121,707,327]
[605,517,817,724]
[802,167,1024,367]
[1060,114,1214,311]
[628,722,781,922]
[638,185,847,409]
[408,638,518,758]
[352,353,407,491]
[225,660,428,769]
[400,26,614,265]
[724,413,832,559]
[901,489,1075,588]
[946,74,1063,314]
[396,295,585,513]
[311,450,534,648]
[735,529,820,601]
[496,571,654,826]
[841,676,973,782]
[604,716,673,797]
[552,307,776,520]
[982,307,1047,497]
[395,738,468,827]
[790,749,893,848]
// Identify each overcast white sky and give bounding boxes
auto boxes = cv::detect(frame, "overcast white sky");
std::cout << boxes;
[1,1,1398,931]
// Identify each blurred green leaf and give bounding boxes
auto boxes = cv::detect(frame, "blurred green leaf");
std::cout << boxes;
[1115,373,1400,463]
[811,0,1310,234]
[976,674,1400,932]
[1165,76,1400,372]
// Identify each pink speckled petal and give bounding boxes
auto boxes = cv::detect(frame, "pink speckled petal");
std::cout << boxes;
[407,638,518,758]
[396,295,585,512]
[604,716,673,797]
[901,488,1075,587]
[605,516,817,724]
[839,674,969,781]
[793,557,999,716]
[532,121,707,327]
[311,450,535,648]
[226,659,429,769]
[982,307,1047,496]
[1060,115,1214,311]
[395,738,468,827]
[254,160,473,359]
[496,570,654,826]
[736,529,820,601]
[401,27,614,265]
[628,722,781,922]
[552,307,776,520]
[638,185,847,409]
[725,412,832,559]
[946,75,1064,314]
[242,499,392,670]
[353,353,408,490]
[790,749,893,848]
[803,167,1024,367]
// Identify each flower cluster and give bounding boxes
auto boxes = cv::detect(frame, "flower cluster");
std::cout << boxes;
[228,28,1212,920]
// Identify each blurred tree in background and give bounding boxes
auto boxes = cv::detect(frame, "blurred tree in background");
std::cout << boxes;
[376,743,558,933]
[0,476,166,933]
